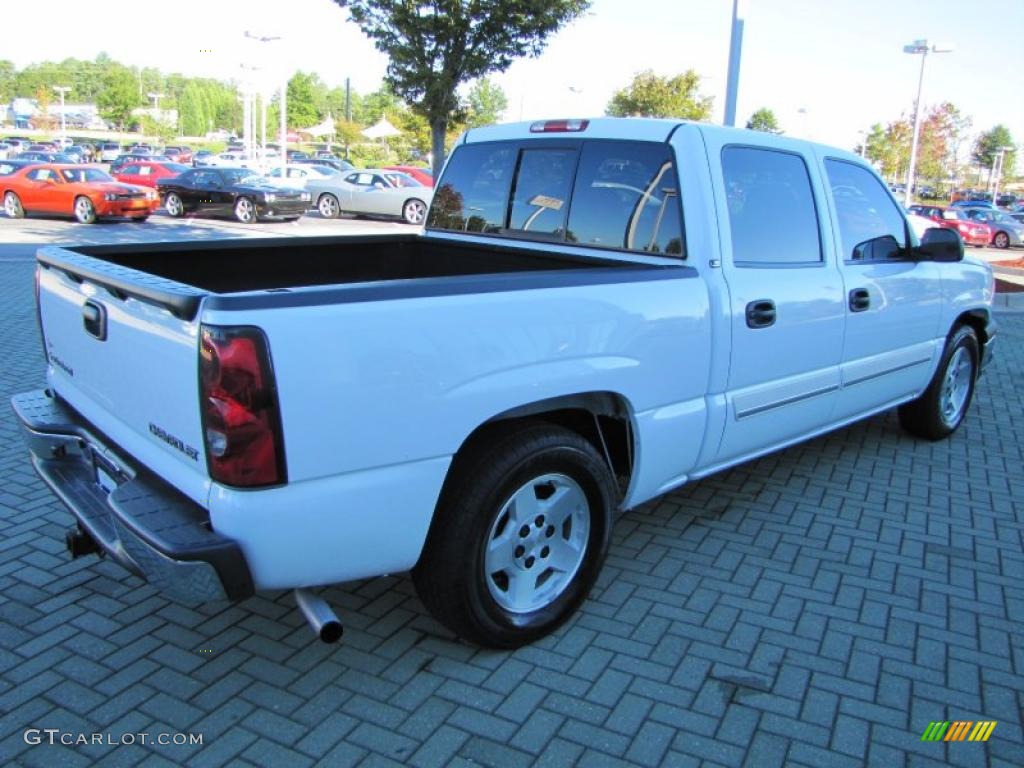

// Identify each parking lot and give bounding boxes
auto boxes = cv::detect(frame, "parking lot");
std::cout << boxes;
[0,216,1022,767]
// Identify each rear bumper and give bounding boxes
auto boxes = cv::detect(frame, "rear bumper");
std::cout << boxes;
[11,389,253,603]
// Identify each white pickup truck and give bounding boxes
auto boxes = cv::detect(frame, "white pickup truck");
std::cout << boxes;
[13,118,995,647]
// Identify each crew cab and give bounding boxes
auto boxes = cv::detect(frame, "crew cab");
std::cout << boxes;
[12,119,995,648]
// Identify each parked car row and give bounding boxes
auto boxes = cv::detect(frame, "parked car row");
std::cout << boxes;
[2,157,434,225]
[908,202,1024,249]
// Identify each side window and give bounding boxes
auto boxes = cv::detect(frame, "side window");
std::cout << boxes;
[508,149,575,236]
[138,166,152,176]
[567,142,683,256]
[722,146,822,265]
[427,143,517,232]
[28,168,54,181]
[824,159,908,261]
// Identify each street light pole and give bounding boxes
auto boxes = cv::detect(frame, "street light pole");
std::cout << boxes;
[991,145,1014,206]
[902,39,952,206]
[244,30,285,173]
[723,0,746,127]
[147,92,165,143]
[53,86,71,138]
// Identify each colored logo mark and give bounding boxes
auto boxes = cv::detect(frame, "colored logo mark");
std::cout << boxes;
[921,721,997,742]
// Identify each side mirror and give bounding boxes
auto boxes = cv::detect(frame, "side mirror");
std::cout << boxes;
[916,226,963,262]
[851,234,902,261]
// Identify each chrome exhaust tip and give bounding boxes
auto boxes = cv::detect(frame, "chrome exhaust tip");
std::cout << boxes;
[293,588,344,644]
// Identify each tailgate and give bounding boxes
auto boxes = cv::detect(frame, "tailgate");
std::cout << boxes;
[36,246,211,506]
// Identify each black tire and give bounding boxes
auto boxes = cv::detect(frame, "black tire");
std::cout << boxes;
[73,196,96,224]
[164,192,184,217]
[898,325,979,440]
[318,193,340,219]
[234,196,256,224]
[4,191,24,218]
[992,231,1010,249]
[413,423,615,648]
[402,198,427,225]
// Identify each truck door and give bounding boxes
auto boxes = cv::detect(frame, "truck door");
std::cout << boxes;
[712,142,846,463]
[821,158,943,420]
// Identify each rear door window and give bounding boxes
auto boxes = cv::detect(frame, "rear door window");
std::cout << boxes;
[722,146,822,265]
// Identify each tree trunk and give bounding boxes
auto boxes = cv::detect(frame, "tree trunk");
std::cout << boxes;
[430,118,447,180]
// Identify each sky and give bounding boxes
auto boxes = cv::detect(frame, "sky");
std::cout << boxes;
[4,0,1022,155]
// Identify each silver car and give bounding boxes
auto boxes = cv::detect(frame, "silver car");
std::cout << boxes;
[964,208,1024,249]
[308,168,432,225]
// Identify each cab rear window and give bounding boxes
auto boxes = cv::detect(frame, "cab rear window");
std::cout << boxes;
[428,140,685,257]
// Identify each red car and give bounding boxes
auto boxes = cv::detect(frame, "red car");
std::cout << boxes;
[2,164,159,223]
[113,161,191,188]
[163,146,194,164]
[909,204,991,247]
[384,165,434,187]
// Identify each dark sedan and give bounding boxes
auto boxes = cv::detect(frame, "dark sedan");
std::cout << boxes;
[156,167,311,223]
[0,159,40,175]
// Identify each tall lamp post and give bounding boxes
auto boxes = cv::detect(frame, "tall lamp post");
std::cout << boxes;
[53,86,71,138]
[990,145,1015,205]
[902,39,952,206]
[245,30,284,173]
[723,0,746,127]
[147,92,165,143]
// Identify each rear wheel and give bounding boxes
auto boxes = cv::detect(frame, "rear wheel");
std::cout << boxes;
[74,196,97,224]
[164,192,184,217]
[898,325,979,440]
[402,198,427,225]
[992,231,1010,249]
[234,197,256,223]
[318,193,340,219]
[413,424,615,648]
[4,191,24,218]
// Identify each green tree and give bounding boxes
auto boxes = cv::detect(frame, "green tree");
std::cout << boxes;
[286,71,322,129]
[97,68,142,129]
[465,77,507,128]
[334,0,590,178]
[0,60,14,102]
[179,81,209,137]
[606,70,712,120]
[746,107,781,134]
[973,125,1016,178]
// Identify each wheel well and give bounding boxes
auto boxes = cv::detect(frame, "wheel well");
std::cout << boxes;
[450,393,635,501]
[954,309,991,345]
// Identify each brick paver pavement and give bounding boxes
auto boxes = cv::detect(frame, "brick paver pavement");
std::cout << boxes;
[0,255,1021,767]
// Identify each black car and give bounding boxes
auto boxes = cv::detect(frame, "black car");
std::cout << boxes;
[996,193,1018,208]
[156,167,311,223]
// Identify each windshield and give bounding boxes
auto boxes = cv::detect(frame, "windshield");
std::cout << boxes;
[61,168,113,183]
[383,172,422,188]
[220,169,263,185]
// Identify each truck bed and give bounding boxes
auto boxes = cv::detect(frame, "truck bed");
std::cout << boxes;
[70,235,636,294]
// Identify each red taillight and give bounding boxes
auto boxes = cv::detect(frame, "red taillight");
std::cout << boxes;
[199,325,286,487]
[529,119,589,133]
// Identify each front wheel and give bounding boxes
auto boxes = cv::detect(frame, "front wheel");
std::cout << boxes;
[164,192,184,217]
[992,231,1010,249]
[234,196,256,223]
[898,325,979,440]
[318,193,340,219]
[402,198,427,225]
[4,191,24,218]
[413,424,615,648]
[74,196,97,224]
